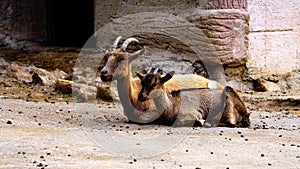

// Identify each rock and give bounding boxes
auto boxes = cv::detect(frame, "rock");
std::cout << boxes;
[10,61,68,86]
[285,71,300,90]
[188,9,249,67]
[72,83,98,102]
[254,78,281,92]
[56,79,73,94]
[11,62,33,83]
[95,77,113,101]
[33,68,67,86]
[56,77,114,101]
[0,57,10,75]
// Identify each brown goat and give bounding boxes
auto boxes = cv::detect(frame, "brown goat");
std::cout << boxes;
[100,36,224,124]
[136,68,251,127]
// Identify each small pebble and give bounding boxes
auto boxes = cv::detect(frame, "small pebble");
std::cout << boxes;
[261,154,265,157]
[278,135,282,137]
[6,120,12,124]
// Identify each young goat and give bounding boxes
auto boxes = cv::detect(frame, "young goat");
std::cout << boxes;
[136,68,251,127]
[100,36,224,124]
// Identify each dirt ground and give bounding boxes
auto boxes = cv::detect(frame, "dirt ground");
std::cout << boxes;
[1,75,300,169]
[0,49,300,168]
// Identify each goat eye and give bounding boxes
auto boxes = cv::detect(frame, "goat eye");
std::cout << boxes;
[151,83,157,89]
[119,58,125,63]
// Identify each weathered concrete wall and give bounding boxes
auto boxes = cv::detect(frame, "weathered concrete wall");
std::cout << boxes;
[0,0,45,48]
[0,0,45,41]
[247,0,300,77]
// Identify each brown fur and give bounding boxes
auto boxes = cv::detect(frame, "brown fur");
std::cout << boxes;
[100,37,224,124]
[137,70,251,127]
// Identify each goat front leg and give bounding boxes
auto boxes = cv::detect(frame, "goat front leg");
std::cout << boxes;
[137,110,161,124]
[175,107,204,127]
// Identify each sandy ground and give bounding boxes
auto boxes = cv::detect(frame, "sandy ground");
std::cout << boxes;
[1,97,300,169]
[0,49,299,168]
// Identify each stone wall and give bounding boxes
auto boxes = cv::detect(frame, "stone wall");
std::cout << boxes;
[247,0,300,78]
[0,0,45,48]
[0,0,45,41]
[94,0,249,68]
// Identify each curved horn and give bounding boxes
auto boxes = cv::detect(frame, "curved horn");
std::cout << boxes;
[112,36,122,49]
[121,37,139,51]
[147,67,153,74]
[154,68,159,75]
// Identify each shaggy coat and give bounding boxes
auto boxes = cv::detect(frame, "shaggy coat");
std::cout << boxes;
[100,36,224,124]
[137,69,250,127]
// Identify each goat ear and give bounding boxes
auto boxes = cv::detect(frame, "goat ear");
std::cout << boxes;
[129,49,145,62]
[135,72,144,80]
[158,68,163,75]
[160,70,175,84]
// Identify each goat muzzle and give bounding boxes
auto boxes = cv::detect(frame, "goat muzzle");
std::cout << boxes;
[100,74,113,82]
[138,93,149,102]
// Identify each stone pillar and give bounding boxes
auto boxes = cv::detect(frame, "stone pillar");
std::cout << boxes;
[190,0,249,67]
[207,0,247,10]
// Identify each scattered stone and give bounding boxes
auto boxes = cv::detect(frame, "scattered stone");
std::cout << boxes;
[6,120,12,124]
[37,163,43,167]
[254,78,281,92]
[56,79,73,94]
